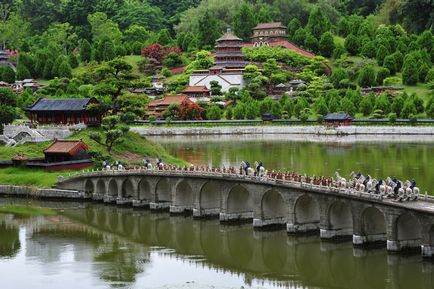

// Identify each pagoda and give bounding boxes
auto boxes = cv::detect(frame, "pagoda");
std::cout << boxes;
[213,28,246,69]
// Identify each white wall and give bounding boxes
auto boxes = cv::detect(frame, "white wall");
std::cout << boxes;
[189,74,245,92]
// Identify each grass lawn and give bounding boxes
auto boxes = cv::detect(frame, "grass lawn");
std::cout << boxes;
[0,204,56,216]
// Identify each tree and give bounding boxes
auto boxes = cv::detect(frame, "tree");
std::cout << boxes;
[43,59,54,79]
[58,61,72,78]
[401,99,417,118]
[68,53,79,69]
[177,99,203,120]
[402,56,419,85]
[0,88,17,133]
[318,32,335,57]
[306,7,330,39]
[197,9,220,48]
[16,63,31,80]
[314,97,329,116]
[162,51,182,68]
[358,65,376,87]
[376,45,389,66]
[337,17,349,36]
[141,44,164,62]
[245,101,259,120]
[340,97,356,116]
[304,33,318,53]
[361,41,376,58]
[1,66,15,83]
[417,30,433,52]
[383,55,397,75]
[376,67,390,85]
[157,29,173,46]
[210,81,222,96]
[233,103,246,119]
[292,28,307,46]
[345,34,359,55]
[333,43,346,59]
[391,95,404,117]
[233,3,256,42]
[375,94,391,114]
[360,96,373,116]
[330,67,349,88]
[287,19,301,40]
[80,39,92,63]
[88,12,122,44]
[90,115,130,155]
[206,105,222,120]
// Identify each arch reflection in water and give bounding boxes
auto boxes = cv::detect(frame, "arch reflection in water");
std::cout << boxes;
[60,204,434,289]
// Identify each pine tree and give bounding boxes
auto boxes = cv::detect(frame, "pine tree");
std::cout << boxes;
[358,65,376,87]
[319,32,335,57]
[198,10,220,48]
[80,39,92,63]
[344,34,359,55]
[68,53,79,69]
[1,66,15,83]
[287,19,301,40]
[306,7,330,39]
[376,67,390,85]
[16,63,31,80]
[402,56,419,85]
[376,45,389,66]
[233,3,256,42]
[58,61,72,78]
[43,59,54,79]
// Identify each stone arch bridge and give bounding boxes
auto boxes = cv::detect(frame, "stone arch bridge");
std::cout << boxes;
[56,169,434,258]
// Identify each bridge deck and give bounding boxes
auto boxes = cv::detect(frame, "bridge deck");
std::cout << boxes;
[60,169,434,215]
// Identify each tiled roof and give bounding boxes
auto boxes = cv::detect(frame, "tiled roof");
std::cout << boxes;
[148,95,191,107]
[24,97,97,112]
[183,86,210,93]
[253,22,286,30]
[43,139,89,155]
[324,113,354,121]
[216,28,242,42]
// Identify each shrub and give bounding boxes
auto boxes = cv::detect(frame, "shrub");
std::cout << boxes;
[388,112,397,123]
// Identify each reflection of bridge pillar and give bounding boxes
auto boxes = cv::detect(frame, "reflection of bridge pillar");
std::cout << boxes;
[420,217,434,258]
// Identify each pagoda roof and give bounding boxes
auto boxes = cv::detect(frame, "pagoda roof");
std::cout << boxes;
[148,94,192,107]
[44,139,89,155]
[23,97,99,112]
[216,28,242,42]
[253,22,286,30]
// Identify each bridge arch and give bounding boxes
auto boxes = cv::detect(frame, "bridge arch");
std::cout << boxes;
[294,194,320,230]
[329,200,353,234]
[155,178,171,203]
[121,179,134,199]
[96,179,106,195]
[361,207,386,242]
[199,181,220,211]
[430,225,434,245]
[226,184,252,214]
[261,189,286,220]
[137,179,152,200]
[396,213,422,247]
[174,179,194,207]
[84,179,94,195]
[108,179,118,197]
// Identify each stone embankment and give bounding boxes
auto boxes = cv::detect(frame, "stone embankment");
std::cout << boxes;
[0,185,83,199]
[131,125,434,136]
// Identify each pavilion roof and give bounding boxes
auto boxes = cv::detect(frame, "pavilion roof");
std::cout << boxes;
[23,97,98,112]
[44,139,89,155]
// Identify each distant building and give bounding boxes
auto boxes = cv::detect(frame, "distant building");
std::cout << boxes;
[252,22,287,46]
[324,113,354,126]
[189,28,246,92]
[182,86,211,98]
[0,139,93,171]
[146,94,193,118]
[23,97,105,126]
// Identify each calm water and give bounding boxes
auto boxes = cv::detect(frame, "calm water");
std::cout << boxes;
[150,134,434,194]
[1,198,434,289]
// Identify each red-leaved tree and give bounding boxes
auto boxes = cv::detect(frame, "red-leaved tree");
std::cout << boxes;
[141,44,182,63]
[177,99,203,120]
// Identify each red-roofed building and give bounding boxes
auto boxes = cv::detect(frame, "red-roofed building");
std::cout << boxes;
[146,94,193,118]
[182,86,211,98]
[252,22,287,45]
[43,139,90,163]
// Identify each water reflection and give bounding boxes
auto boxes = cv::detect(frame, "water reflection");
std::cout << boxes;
[0,200,433,289]
[150,134,434,193]
[0,216,20,258]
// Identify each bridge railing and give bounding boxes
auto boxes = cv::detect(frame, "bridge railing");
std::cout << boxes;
[63,167,433,204]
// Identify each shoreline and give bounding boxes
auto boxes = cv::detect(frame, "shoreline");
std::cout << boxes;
[132,125,434,136]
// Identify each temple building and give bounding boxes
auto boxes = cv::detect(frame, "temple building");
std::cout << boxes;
[189,28,246,92]
[252,22,287,46]
[146,94,193,119]
[23,97,106,126]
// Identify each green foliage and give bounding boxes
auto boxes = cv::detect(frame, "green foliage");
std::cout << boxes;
[287,19,301,40]
[210,81,222,96]
[330,67,349,88]
[345,34,359,55]
[1,66,15,83]
[360,96,374,116]
[361,41,376,58]
[402,55,419,85]
[375,94,391,114]
[16,63,31,80]
[0,88,17,133]
[401,99,417,118]
[376,67,390,85]
[243,46,310,67]
[358,65,376,87]
[306,7,330,39]
[376,45,389,66]
[197,9,220,48]
[206,105,222,120]
[233,3,256,42]
[89,115,130,154]
[58,61,72,78]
